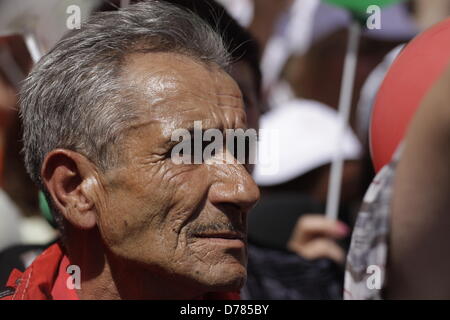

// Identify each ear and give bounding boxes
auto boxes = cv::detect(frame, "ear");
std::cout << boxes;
[41,149,103,229]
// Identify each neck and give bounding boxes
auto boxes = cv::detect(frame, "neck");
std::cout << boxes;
[62,225,205,300]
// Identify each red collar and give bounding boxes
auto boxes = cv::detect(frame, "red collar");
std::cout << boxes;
[50,254,79,300]
[3,242,78,300]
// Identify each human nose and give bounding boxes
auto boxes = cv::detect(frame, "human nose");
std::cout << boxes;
[208,164,260,214]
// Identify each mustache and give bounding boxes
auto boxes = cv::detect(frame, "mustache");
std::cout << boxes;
[187,222,246,237]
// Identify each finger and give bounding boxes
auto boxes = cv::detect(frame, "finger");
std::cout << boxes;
[293,214,349,240]
[288,238,346,265]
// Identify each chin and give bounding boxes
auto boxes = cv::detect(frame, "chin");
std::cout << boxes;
[198,263,247,292]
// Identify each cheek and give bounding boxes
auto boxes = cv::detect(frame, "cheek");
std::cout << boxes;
[96,165,171,252]
[97,163,210,264]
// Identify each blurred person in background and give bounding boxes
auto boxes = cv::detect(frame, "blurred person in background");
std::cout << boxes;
[345,15,450,299]
[346,62,450,300]
[282,2,418,212]
[384,65,450,299]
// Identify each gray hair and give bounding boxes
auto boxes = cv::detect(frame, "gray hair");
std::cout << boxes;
[20,0,230,197]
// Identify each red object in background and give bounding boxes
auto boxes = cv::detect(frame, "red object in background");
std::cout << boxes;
[370,18,450,172]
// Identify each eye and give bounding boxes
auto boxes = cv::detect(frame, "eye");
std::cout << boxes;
[226,135,251,164]
[168,137,205,164]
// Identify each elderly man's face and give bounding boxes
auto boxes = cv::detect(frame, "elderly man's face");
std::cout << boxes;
[97,52,259,295]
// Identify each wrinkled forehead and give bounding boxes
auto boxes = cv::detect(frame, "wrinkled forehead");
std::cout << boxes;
[121,52,246,132]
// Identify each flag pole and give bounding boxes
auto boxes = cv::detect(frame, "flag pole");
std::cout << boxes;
[325,21,361,220]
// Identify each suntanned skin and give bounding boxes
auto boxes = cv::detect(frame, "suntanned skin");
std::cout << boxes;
[386,65,450,299]
[41,52,260,300]
[229,61,260,132]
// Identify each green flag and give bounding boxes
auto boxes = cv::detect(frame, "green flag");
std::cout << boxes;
[324,0,406,20]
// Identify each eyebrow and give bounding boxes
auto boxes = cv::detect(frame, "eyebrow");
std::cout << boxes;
[160,120,224,142]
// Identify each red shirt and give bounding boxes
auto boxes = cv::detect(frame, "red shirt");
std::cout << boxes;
[1,243,78,300]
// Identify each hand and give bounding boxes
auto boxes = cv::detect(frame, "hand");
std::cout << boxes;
[287,214,349,265]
